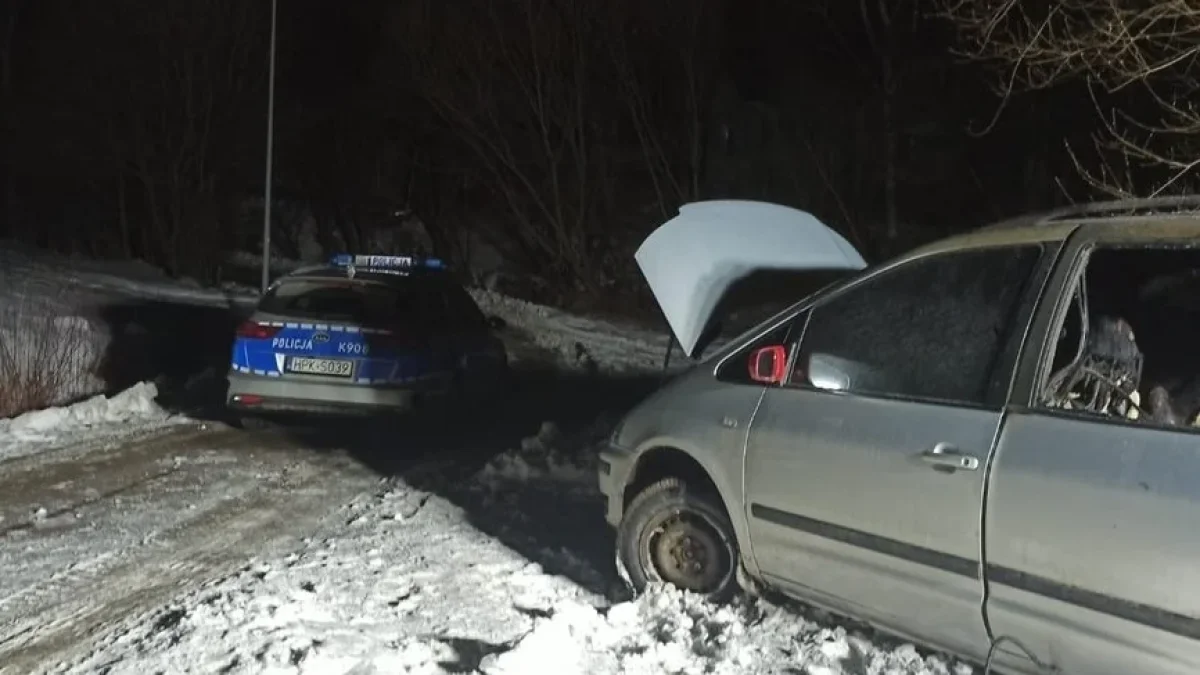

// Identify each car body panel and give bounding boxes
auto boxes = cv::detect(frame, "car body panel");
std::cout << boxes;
[635,200,867,358]
[984,222,1200,674]
[603,365,768,574]
[746,388,998,660]
[230,315,455,385]
[741,236,1059,661]
[984,412,1200,675]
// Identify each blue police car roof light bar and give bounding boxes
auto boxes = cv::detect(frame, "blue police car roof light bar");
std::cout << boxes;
[329,254,445,270]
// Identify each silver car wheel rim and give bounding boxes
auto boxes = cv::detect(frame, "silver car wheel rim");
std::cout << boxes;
[639,508,733,594]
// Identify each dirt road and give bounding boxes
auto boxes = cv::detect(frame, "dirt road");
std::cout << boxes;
[0,423,385,674]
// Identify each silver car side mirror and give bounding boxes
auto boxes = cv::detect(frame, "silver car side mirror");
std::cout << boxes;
[807,352,851,391]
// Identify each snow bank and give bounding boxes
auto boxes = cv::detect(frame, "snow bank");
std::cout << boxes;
[62,484,597,675]
[489,586,975,675]
[476,420,601,485]
[0,300,108,414]
[66,479,978,675]
[0,243,256,310]
[0,243,255,418]
[63,416,973,673]
[470,289,673,376]
[482,585,757,675]
[0,381,182,463]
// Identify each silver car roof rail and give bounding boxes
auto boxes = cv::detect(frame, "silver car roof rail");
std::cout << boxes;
[1039,194,1200,223]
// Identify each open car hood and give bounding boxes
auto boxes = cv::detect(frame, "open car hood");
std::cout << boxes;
[634,200,867,358]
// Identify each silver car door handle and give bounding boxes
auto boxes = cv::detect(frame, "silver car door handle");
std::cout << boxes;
[920,443,980,471]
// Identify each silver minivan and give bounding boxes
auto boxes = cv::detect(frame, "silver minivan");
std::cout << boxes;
[600,197,1200,674]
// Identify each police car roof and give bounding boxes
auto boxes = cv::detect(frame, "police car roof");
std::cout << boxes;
[281,264,447,285]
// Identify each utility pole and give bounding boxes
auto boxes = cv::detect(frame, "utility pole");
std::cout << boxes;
[260,0,278,293]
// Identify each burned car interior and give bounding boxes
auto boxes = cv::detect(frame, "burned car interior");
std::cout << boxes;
[1041,247,1200,428]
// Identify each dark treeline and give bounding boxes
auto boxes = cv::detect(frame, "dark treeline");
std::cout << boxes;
[0,0,1165,312]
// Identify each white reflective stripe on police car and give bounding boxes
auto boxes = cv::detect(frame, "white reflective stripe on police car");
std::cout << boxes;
[261,321,395,336]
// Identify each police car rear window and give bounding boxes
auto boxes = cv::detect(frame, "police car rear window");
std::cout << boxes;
[258,279,442,326]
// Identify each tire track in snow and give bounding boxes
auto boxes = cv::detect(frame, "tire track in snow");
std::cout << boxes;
[0,428,381,675]
[0,420,201,473]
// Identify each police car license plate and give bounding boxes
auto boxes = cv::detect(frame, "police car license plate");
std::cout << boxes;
[287,357,353,378]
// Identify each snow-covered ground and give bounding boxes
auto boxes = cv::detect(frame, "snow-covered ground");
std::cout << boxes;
[471,289,675,376]
[0,381,187,464]
[60,426,976,675]
[0,242,976,675]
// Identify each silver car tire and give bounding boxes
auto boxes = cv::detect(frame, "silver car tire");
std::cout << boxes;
[616,477,739,602]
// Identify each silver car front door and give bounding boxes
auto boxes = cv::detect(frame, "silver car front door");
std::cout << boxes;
[984,230,1200,675]
[743,243,1052,661]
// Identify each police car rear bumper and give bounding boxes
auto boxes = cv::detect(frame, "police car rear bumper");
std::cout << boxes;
[225,371,450,416]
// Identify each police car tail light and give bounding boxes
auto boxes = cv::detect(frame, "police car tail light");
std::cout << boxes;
[236,320,282,340]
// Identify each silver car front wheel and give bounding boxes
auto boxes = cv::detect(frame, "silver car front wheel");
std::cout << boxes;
[616,477,739,601]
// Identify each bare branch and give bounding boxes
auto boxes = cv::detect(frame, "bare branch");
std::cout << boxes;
[939,0,1200,195]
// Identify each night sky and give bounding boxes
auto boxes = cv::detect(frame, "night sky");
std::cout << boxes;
[0,0,1177,313]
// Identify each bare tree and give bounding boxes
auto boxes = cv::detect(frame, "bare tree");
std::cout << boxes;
[605,0,721,218]
[803,0,927,240]
[30,0,266,276]
[939,0,1200,197]
[115,0,265,276]
[394,0,613,293]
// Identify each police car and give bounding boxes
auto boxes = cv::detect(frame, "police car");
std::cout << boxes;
[226,253,508,424]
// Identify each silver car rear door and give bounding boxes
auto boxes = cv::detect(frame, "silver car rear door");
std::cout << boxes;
[984,222,1200,675]
[742,240,1056,662]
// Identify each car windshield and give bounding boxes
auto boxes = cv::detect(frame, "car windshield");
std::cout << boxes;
[257,278,440,327]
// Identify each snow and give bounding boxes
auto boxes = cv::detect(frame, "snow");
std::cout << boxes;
[0,300,108,411]
[475,420,598,484]
[61,425,979,675]
[0,243,978,674]
[0,381,185,463]
[0,243,256,310]
[0,243,255,419]
[470,289,676,376]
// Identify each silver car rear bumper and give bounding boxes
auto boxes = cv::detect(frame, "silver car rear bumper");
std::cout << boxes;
[226,371,450,416]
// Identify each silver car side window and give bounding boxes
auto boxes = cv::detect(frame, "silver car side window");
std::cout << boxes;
[1040,245,1200,429]
[790,246,1042,408]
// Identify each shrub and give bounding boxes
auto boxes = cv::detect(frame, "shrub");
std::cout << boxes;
[0,286,104,418]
